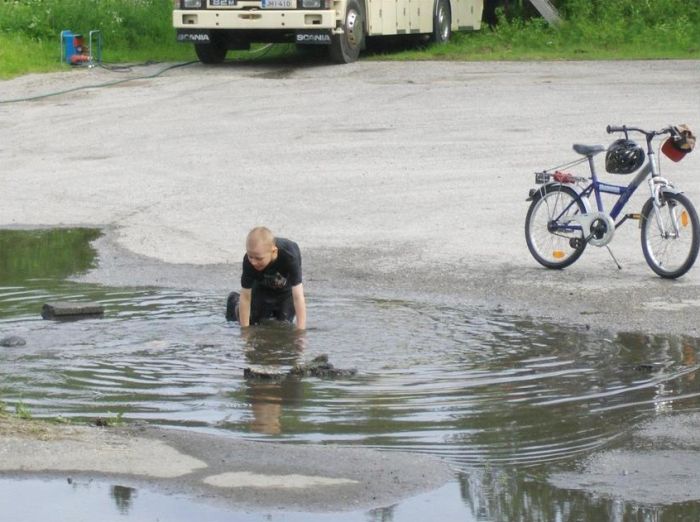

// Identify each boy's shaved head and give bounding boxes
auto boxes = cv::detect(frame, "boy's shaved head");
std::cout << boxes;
[246,227,278,272]
[246,226,275,249]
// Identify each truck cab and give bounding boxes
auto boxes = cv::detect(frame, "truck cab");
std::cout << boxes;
[173,0,482,64]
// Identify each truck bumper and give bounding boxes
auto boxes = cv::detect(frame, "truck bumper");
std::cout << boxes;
[173,9,336,31]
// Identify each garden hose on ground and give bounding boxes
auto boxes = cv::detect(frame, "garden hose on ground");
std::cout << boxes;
[0,43,285,105]
[0,60,198,105]
[97,61,161,73]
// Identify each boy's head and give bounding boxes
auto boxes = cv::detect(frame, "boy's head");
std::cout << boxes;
[246,227,278,271]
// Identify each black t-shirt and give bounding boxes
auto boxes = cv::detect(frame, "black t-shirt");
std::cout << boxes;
[241,238,302,294]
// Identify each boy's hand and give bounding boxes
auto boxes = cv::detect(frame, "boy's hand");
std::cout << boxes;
[238,288,252,327]
[292,284,306,330]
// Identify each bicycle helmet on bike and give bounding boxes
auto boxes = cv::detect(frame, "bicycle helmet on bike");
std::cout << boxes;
[605,139,645,174]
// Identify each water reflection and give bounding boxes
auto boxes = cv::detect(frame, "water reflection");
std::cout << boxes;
[241,323,305,435]
[0,228,100,285]
[2,475,699,522]
[459,468,700,522]
[2,283,700,466]
[2,228,700,520]
[111,484,137,515]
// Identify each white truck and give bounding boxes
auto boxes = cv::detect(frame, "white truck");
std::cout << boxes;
[173,0,483,63]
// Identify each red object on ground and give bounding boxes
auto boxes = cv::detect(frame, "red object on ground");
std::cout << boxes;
[70,54,91,65]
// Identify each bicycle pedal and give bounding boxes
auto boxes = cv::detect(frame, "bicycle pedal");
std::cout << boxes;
[625,213,642,220]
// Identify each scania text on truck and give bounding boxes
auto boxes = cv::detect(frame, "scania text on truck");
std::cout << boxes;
[173,0,483,64]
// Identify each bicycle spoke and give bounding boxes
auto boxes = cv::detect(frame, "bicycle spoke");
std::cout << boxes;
[526,186,586,269]
[642,193,699,278]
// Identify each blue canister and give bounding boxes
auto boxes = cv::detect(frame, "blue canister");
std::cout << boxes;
[60,30,82,64]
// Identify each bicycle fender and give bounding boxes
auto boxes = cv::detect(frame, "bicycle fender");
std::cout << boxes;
[527,182,560,201]
[640,186,684,219]
[527,183,592,214]
[658,186,683,196]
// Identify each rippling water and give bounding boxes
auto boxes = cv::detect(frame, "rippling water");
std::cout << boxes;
[3,281,700,470]
[2,228,700,520]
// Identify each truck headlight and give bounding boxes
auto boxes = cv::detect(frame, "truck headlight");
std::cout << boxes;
[301,0,322,7]
[183,0,203,7]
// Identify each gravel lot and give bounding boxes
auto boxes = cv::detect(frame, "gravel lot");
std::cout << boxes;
[2,59,699,333]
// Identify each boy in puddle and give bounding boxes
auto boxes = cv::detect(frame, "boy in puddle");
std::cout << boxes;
[226,227,306,330]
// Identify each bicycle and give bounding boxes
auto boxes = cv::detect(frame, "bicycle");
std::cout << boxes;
[525,124,699,279]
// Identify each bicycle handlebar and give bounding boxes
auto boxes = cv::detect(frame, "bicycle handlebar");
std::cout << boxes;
[606,125,627,134]
[606,124,674,137]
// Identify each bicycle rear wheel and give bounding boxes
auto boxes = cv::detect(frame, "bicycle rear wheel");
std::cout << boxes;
[525,184,586,269]
[641,192,700,279]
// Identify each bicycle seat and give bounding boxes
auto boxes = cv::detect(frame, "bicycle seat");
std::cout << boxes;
[573,144,606,156]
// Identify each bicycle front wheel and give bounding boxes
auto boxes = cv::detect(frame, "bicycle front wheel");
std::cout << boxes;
[525,184,587,269]
[641,192,700,279]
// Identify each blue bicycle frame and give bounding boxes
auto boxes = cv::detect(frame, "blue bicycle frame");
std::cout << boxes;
[578,154,652,224]
[547,130,666,235]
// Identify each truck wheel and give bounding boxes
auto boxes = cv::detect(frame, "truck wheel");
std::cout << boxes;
[431,0,451,43]
[330,0,365,63]
[195,42,227,64]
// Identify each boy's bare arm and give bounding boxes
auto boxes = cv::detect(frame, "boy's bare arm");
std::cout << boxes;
[292,284,306,330]
[239,288,252,327]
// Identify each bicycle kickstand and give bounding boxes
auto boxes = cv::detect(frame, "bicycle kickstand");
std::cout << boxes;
[605,245,622,270]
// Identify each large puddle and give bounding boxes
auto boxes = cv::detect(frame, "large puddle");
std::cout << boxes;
[2,228,700,520]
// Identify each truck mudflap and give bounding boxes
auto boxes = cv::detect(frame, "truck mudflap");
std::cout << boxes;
[176,29,211,43]
[295,30,332,45]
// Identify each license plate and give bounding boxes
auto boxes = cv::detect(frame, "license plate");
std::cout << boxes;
[262,0,295,8]
[210,0,236,5]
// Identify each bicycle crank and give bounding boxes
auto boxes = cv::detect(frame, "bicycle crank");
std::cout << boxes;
[571,212,616,247]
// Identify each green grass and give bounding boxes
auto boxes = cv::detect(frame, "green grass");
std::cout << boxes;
[0,0,194,79]
[373,0,700,62]
[14,400,32,420]
[0,33,63,79]
[1,0,699,79]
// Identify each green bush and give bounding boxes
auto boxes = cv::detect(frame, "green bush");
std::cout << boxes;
[559,0,700,52]
[0,0,176,48]
[434,0,700,60]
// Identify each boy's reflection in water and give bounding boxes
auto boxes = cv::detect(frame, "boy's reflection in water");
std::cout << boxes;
[683,341,697,382]
[242,322,307,435]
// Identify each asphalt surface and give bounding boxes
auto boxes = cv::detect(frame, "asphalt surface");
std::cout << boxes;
[0,416,451,512]
[1,59,700,510]
[1,60,699,335]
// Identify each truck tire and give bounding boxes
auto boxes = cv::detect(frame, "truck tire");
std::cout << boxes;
[330,0,365,63]
[431,0,451,43]
[195,41,227,64]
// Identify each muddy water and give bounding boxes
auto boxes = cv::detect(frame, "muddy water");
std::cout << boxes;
[2,228,700,520]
